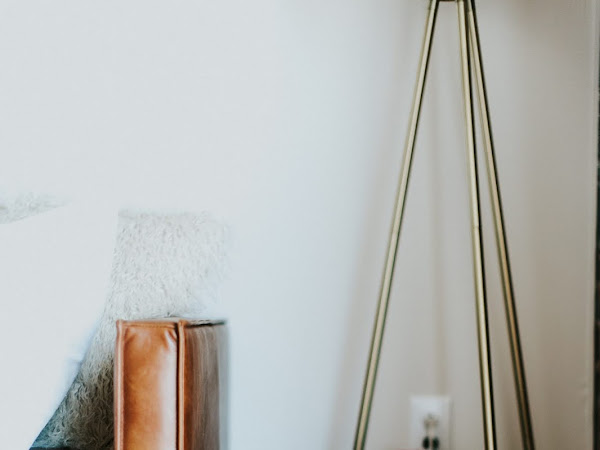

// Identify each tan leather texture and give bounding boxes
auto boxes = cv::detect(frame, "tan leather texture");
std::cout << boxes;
[115,319,227,450]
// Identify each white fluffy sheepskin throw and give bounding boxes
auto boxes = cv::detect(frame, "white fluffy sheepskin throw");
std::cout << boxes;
[0,190,64,224]
[33,209,228,449]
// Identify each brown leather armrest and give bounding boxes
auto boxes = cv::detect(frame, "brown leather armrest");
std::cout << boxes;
[114,319,227,450]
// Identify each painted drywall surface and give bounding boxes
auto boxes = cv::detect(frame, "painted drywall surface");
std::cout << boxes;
[0,0,595,449]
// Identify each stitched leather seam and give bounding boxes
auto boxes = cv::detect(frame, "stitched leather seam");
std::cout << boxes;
[115,320,124,450]
[177,320,186,450]
[117,320,225,328]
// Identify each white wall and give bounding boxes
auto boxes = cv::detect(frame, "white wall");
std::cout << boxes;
[0,0,596,449]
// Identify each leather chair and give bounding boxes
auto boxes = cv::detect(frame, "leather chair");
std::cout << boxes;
[114,318,228,450]
[31,318,227,450]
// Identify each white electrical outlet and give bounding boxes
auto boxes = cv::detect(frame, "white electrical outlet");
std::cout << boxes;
[409,396,451,450]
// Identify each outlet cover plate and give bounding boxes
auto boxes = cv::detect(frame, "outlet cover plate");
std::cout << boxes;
[409,395,451,450]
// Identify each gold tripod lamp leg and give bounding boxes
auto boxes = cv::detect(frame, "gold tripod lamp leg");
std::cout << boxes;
[353,1,440,448]
[466,1,535,448]
[354,1,534,449]
[457,0,496,448]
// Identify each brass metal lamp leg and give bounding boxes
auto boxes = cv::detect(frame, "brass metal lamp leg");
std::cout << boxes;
[457,1,497,449]
[353,1,440,448]
[466,1,535,448]
[354,2,533,449]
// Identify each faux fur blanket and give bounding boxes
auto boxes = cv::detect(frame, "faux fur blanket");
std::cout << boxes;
[29,208,228,449]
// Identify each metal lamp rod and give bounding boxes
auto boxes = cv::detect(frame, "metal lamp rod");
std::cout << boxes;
[353,1,534,449]
[466,0,535,447]
[353,0,440,448]
[457,0,496,447]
